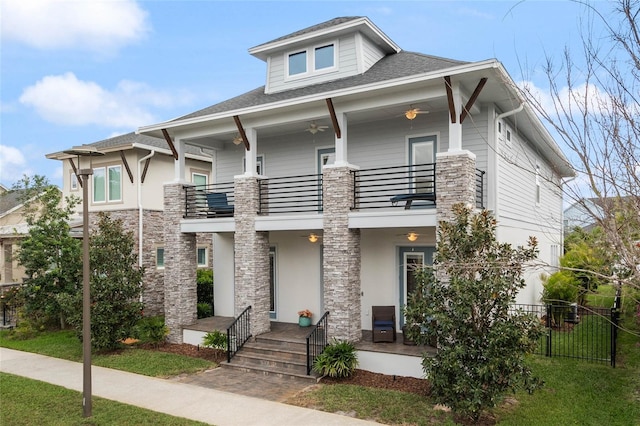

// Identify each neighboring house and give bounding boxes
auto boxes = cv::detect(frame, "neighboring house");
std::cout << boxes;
[0,185,30,287]
[46,132,214,316]
[136,17,574,361]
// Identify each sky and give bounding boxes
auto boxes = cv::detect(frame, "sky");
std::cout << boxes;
[0,0,607,189]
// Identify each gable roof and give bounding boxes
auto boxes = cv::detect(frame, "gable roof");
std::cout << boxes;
[175,51,466,121]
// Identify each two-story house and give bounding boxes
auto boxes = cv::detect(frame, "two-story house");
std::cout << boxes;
[136,17,573,376]
[47,132,214,316]
[0,184,32,288]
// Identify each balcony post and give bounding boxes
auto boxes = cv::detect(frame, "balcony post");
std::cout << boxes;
[435,150,477,221]
[322,165,361,342]
[234,175,270,336]
[163,182,197,343]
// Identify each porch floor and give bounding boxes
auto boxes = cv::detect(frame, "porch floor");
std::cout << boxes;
[188,317,435,357]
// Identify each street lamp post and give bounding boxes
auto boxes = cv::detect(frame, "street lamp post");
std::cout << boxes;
[64,146,104,418]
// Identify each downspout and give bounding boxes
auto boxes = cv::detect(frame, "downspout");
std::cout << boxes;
[493,104,524,216]
[138,150,156,280]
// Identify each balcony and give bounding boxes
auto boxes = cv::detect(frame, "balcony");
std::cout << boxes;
[182,164,485,219]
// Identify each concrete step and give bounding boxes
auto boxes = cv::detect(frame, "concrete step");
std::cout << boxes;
[221,360,319,382]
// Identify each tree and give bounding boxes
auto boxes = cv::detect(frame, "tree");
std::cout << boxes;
[59,213,144,351]
[404,204,543,422]
[519,0,640,297]
[14,175,81,328]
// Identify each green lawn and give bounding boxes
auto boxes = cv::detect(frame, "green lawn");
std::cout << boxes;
[0,329,215,377]
[585,284,618,308]
[0,372,208,426]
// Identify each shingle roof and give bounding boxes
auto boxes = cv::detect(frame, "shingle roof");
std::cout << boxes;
[175,51,467,121]
[250,17,363,50]
[49,132,205,157]
[0,190,26,216]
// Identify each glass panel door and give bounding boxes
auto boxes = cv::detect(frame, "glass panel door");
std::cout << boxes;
[399,246,435,327]
[269,246,277,319]
[409,136,436,194]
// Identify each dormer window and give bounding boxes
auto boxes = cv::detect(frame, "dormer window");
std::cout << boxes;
[314,44,334,69]
[288,51,307,75]
[286,41,337,79]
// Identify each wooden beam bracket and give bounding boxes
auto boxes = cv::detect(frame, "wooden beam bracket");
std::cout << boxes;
[325,98,342,139]
[233,115,251,151]
[444,76,456,124]
[161,129,179,160]
[119,150,134,183]
[67,158,82,188]
[460,77,488,123]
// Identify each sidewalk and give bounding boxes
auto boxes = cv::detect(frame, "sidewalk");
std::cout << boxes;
[1,348,377,425]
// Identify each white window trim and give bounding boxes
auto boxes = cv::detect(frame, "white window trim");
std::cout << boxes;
[70,172,79,192]
[535,164,541,205]
[243,155,264,175]
[197,246,208,268]
[285,40,338,81]
[156,247,165,269]
[92,164,123,204]
[191,171,209,189]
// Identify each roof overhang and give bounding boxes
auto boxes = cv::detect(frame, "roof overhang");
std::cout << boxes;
[248,17,400,61]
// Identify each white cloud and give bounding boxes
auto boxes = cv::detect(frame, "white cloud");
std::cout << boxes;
[0,145,30,184]
[1,0,150,52]
[18,72,192,128]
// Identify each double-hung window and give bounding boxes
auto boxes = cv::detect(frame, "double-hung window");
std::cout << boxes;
[93,165,122,203]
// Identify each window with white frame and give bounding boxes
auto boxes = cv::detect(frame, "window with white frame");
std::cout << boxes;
[70,172,79,191]
[550,244,559,268]
[192,172,208,189]
[156,247,165,269]
[197,247,208,267]
[286,41,336,78]
[243,155,264,175]
[93,165,122,203]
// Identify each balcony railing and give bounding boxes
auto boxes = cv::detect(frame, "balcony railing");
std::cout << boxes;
[352,163,437,210]
[182,166,485,218]
[258,173,323,215]
[184,182,235,219]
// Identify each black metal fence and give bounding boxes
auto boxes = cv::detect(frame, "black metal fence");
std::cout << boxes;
[226,305,252,363]
[184,182,235,219]
[2,304,17,328]
[258,173,323,214]
[510,300,621,367]
[306,311,329,375]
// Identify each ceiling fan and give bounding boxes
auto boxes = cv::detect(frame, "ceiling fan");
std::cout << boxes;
[403,106,429,120]
[305,121,329,134]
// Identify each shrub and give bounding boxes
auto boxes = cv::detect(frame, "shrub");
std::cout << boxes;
[136,316,168,346]
[312,339,358,378]
[542,271,580,326]
[197,303,213,319]
[202,330,227,350]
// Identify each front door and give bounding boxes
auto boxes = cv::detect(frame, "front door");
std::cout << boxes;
[399,246,435,327]
[408,135,437,195]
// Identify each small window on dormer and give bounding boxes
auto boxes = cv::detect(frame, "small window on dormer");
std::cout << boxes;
[315,44,334,70]
[288,51,307,76]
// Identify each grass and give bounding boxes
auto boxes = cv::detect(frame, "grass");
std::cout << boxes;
[585,284,618,308]
[0,372,208,426]
[0,329,215,377]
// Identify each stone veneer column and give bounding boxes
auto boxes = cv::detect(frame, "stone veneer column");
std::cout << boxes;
[163,183,197,343]
[322,166,361,342]
[234,176,270,337]
[435,151,478,222]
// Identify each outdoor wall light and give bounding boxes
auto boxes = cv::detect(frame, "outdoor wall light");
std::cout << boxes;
[407,232,419,242]
[308,233,319,243]
[233,134,243,145]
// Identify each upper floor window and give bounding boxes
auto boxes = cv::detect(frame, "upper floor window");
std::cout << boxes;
[70,173,79,191]
[286,41,336,78]
[93,165,122,203]
[192,172,208,189]
[156,247,165,269]
[314,44,334,70]
[288,51,307,76]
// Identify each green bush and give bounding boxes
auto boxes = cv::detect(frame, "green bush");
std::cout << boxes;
[197,303,213,319]
[542,271,580,326]
[202,330,227,350]
[136,316,168,346]
[313,339,358,378]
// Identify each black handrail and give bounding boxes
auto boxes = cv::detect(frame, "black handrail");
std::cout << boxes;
[306,311,329,375]
[258,174,323,214]
[226,305,252,363]
[183,182,235,219]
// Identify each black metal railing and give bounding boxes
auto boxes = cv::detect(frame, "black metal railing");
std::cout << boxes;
[475,169,485,209]
[258,174,323,215]
[306,311,329,375]
[352,163,436,210]
[2,304,16,328]
[184,182,235,219]
[226,305,252,363]
[510,302,620,367]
